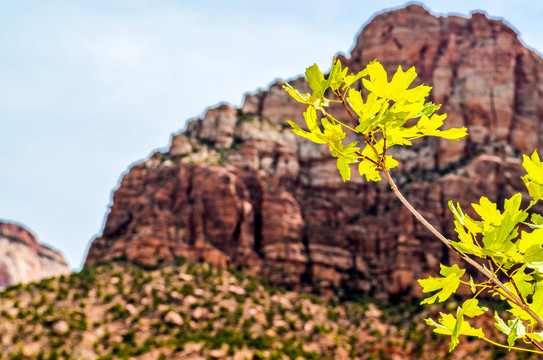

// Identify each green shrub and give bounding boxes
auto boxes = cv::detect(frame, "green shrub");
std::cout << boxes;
[180,283,194,296]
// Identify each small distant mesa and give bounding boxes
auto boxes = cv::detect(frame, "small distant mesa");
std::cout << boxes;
[0,221,71,288]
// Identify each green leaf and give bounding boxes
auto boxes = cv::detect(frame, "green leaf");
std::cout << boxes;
[525,213,543,229]
[518,227,543,258]
[450,306,464,352]
[449,201,484,236]
[532,213,543,226]
[522,150,543,201]
[462,299,488,317]
[494,312,510,335]
[349,90,385,133]
[494,312,526,350]
[468,276,477,294]
[436,298,488,352]
[386,100,426,125]
[412,103,441,118]
[418,264,465,304]
[337,158,352,182]
[384,155,398,169]
[283,82,310,104]
[358,160,381,182]
[342,68,368,90]
[286,107,327,144]
[509,268,535,299]
[448,201,485,257]
[528,283,543,323]
[335,142,360,182]
[329,58,348,92]
[468,194,528,264]
[415,114,467,140]
[305,63,330,100]
[283,81,331,110]
[425,311,485,352]
[362,61,431,103]
[472,196,502,226]
[509,318,526,349]
[382,112,466,148]
[323,122,346,145]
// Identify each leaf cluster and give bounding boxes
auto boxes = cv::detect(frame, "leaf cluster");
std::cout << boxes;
[420,150,543,352]
[285,57,543,355]
[283,58,467,182]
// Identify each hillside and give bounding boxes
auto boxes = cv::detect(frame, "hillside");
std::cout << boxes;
[0,260,523,359]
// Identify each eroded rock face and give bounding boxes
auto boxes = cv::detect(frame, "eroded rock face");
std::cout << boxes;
[85,5,543,299]
[0,222,71,288]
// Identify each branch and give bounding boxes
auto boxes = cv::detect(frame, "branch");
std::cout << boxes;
[529,336,543,352]
[334,86,543,328]
[340,96,359,129]
[334,92,542,327]
[380,166,543,329]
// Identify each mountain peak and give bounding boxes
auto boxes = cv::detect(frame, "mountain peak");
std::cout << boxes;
[85,5,543,299]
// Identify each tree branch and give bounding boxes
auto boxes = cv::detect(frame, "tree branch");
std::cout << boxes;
[380,166,543,329]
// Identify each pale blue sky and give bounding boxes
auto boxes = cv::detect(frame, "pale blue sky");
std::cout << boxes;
[1,1,542,269]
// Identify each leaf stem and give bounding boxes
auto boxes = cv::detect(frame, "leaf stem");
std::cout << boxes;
[355,152,379,165]
[481,336,543,354]
[323,112,357,133]
[338,93,359,129]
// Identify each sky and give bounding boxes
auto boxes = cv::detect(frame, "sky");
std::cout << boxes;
[1,0,543,270]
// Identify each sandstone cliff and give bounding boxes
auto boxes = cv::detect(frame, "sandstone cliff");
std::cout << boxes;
[0,221,70,288]
[85,5,543,299]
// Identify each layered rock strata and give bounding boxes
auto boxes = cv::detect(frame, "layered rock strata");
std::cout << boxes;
[85,5,543,299]
[0,222,70,288]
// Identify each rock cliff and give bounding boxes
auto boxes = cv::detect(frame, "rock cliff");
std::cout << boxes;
[0,222,70,288]
[85,5,543,299]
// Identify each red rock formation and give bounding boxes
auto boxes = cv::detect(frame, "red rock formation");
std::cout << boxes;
[85,5,543,299]
[0,222,70,288]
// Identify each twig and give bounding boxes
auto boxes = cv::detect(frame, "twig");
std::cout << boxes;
[380,166,543,329]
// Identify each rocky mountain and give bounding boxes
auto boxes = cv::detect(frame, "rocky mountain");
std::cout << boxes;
[85,4,543,299]
[0,221,70,288]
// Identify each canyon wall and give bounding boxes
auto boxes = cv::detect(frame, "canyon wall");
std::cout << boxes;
[85,5,543,299]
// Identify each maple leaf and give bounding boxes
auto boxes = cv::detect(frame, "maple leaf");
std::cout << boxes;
[362,61,431,103]
[425,308,485,352]
[418,264,465,304]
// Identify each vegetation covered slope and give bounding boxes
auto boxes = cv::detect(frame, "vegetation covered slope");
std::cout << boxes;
[0,260,528,359]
